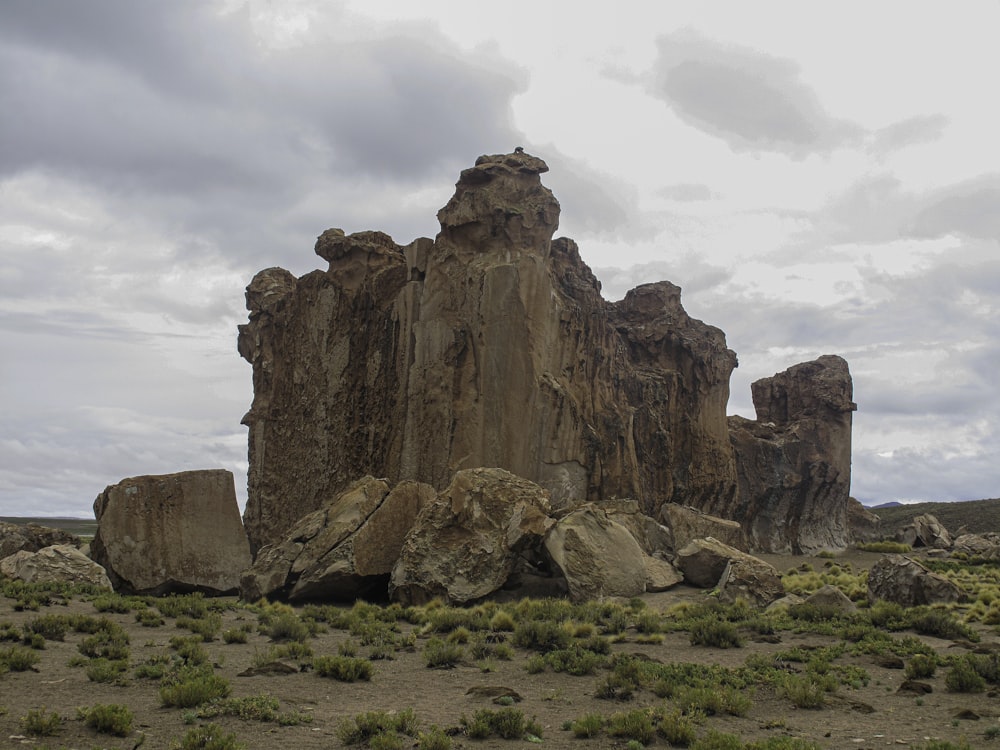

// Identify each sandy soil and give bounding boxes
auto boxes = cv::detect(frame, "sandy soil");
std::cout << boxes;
[1,550,997,750]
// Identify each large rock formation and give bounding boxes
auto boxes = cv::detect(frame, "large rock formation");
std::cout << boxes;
[239,151,739,552]
[91,470,252,595]
[867,554,965,607]
[722,355,856,553]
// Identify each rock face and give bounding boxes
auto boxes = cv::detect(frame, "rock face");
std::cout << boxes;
[722,356,857,553]
[389,468,554,605]
[0,521,80,560]
[1,545,111,589]
[896,514,952,549]
[847,498,881,545]
[674,537,782,607]
[240,477,434,602]
[91,470,252,595]
[867,554,965,607]
[238,151,738,552]
[660,503,746,554]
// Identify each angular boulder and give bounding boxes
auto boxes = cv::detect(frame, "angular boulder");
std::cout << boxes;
[723,355,857,553]
[867,554,966,607]
[389,468,554,605]
[847,498,882,545]
[953,533,1000,559]
[241,477,434,601]
[660,503,746,554]
[239,150,739,552]
[0,522,81,560]
[805,584,857,614]
[1,545,111,589]
[543,504,681,601]
[908,514,952,549]
[91,469,251,595]
[675,537,782,608]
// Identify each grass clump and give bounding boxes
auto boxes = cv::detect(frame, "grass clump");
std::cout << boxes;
[417,725,453,749]
[462,707,541,740]
[177,613,223,642]
[198,694,311,725]
[78,703,134,735]
[423,637,464,668]
[945,655,987,693]
[337,708,418,745]
[85,657,130,684]
[607,707,656,745]
[222,627,250,644]
[690,618,743,648]
[136,608,166,627]
[159,664,232,708]
[657,707,701,746]
[22,614,70,641]
[856,541,912,553]
[905,653,939,679]
[569,712,605,738]
[0,644,41,672]
[170,723,244,750]
[313,654,373,681]
[19,707,62,737]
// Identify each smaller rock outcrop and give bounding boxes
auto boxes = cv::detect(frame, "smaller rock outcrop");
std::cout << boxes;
[953,533,1000,559]
[91,470,251,595]
[660,504,746,554]
[0,522,80,560]
[847,498,881,544]
[674,537,783,606]
[867,554,965,607]
[895,514,952,550]
[240,477,434,601]
[1,545,111,589]
[805,584,858,614]
[389,468,554,605]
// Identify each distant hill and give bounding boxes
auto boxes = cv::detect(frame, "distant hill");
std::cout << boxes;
[871,498,1000,537]
[1,516,98,538]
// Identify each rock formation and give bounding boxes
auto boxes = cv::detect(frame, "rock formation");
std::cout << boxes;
[0,521,80,560]
[867,554,965,607]
[0,545,112,589]
[723,355,856,553]
[91,470,252,595]
[847,498,881,545]
[660,503,746,554]
[895,513,952,550]
[674,537,783,607]
[238,151,738,552]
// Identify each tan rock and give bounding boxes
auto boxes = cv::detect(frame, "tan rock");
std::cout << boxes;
[0,521,80,560]
[847,498,881,545]
[1,545,111,589]
[660,503,745,553]
[805,584,857,614]
[389,468,554,605]
[675,537,782,608]
[91,469,251,595]
[867,554,965,607]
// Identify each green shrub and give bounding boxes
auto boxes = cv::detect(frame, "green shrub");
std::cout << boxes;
[313,654,373,681]
[170,635,209,665]
[545,644,607,675]
[462,707,540,740]
[691,730,744,750]
[657,708,700,746]
[745,738,823,749]
[85,657,130,684]
[856,541,911,553]
[20,708,62,737]
[674,685,752,717]
[78,628,130,660]
[177,613,223,642]
[905,653,938,679]
[157,593,209,620]
[160,665,232,707]
[690,618,743,648]
[570,712,605,738]
[135,608,166,627]
[222,627,249,644]
[780,674,831,708]
[911,608,978,642]
[423,637,464,668]
[92,593,137,613]
[23,614,70,641]
[512,619,571,652]
[0,644,41,671]
[607,708,655,745]
[945,656,987,693]
[337,708,418,745]
[417,725,453,750]
[265,613,311,643]
[79,703,134,735]
[170,723,244,750]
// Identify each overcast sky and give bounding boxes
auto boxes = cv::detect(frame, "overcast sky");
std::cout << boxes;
[2,1,998,517]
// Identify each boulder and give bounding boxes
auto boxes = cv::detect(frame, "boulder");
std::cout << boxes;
[0,521,80,560]
[911,514,952,549]
[389,468,554,605]
[660,503,746,553]
[238,150,739,552]
[1,545,111,589]
[847,498,881,545]
[722,356,857,553]
[90,469,251,595]
[240,477,434,601]
[804,584,857,614]
[675,537,782,607]
[602,499,675,559]
[543,504,681,601]
[867,554,966,607]
[953,533,1000,559]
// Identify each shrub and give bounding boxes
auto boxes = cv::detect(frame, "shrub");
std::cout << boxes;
[856,541,911,553]
[462,707,540,740]
[745,739,823,749]
[170,723,244,750]
[945,656,987,693]
[512,619,572,652]
[417,725,453,750]
[313,654,373,681]
[170,635,209,665]
[780,674,830,708]
[85,657,130,684]
[691,730,744,750]
[157,593,209,620]
[160,665,232,707]
[905,653,939,679]
[911,608,978,642]
[79,703,134,735]
[92,593,137,613]
[423,637,464,668]
[23,614,70,641]
[489,610,516,631]
[607,708,655,745]
[20,708,62,737]
[545,644,607,675]
[570,712,605,738]
[136,609,166,627]
[222,627,248,644]
[690,618,743,648]
[265,613,311,643]
[657,708,700,746]
[337,709,418,745]
[0,645,41,672]
[177,613,223,642]
[78,628,130,660]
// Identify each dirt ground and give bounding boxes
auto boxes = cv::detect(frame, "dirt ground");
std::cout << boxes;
[1,550,997,750]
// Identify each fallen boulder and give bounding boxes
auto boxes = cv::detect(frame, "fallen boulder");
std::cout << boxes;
[911,514,953,549]
[675,537,783,607]
[389,468,554,605]
[1,544,111,589]
[867,554,965,607]
[805,583,857,614]
[91,469,251,595]
[240,477,434,601]
[660,503,746,554]
[953,533,1000,559]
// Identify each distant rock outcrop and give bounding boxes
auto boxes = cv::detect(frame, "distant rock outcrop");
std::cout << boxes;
[722,356,856,553]
[896,513,952,550]
[847,498,881,544]
[0,545,111,589]
[0,522,80,560]
[91,470,251,595]
[239,151,738,552]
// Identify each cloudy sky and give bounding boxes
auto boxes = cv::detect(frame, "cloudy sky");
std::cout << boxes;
[2,1,998,518]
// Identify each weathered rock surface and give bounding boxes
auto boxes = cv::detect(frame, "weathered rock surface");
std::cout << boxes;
[389,468,554,605]
[953,533,1000,559]
[847,498,881,544]
[543,504,681,601]
[674,536,780,605]
[660,503,746,554]
[896,513,952,549]
[91,470,251,595]
[239,150,739,552]
[722,355,857,553]
[240,477,434,601]
[602,499,675,559]
[805,583,858,614]
[867,554,966,607]
[0,521,80,560]
[1,545,111,589]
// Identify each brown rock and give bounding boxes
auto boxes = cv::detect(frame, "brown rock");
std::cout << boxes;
[867,554,966,607]
[675,537,782,606]
[91,469,251,595]
[240,477,434,601]
[389,468,554,605]
[847,498,881,545]
[723,355,856,553]
[805,584,857,614]
[953,533,1000,559]
[911,513,953,549]
[0,521,80,560]
[660,503,746,554]
[1,545,111,589]
[239,150,739,552]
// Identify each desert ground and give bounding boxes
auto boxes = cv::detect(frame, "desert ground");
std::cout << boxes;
[1,548,998,750]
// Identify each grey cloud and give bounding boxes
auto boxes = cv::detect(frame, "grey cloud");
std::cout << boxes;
[871,114,949,154]
[656,183,716,202]
[647,30,864,157]
[911,176,1000,241]
[593,258,733,304]
[537,149,639,239]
